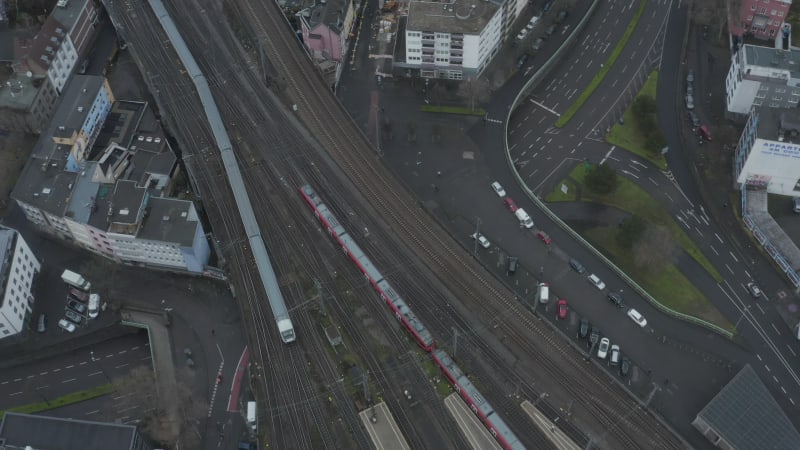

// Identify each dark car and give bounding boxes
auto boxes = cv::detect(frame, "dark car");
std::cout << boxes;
[588,327,600,347]
[507,256,519,275]
[746,282,762,298]
[687,110,700,128]
[531,38,545,52]
[578,318,590,339]
[67,299,87,315]
[545,24,558,36]
[557,299,568,320]
[70,288,89,302]
[517,54,529,69]
[607,291,624,308]
[569,258,586,274]
[65,309,83,324]
[555,9,569,24]
[620,356,631,377]
[542,0,554,13]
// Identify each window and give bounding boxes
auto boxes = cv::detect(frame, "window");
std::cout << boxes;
[760,7,767,13]
[778,11,784,16]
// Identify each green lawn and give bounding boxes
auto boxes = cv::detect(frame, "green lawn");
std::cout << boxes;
[554,0,647,127]
[584,227,733,332]
[544,178,577,202]
[567,164,722,282]
[420,105,486,116]
[0,384,115,420]
[605,71,668,169]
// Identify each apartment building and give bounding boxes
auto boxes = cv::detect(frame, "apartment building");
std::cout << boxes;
[725,44,800,116]
[403,0,504,80]
[736,0,791,39]
[12,82,210,274]
[0,227,41,340]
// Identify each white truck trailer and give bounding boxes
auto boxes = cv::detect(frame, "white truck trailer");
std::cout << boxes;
[61,269,91,291]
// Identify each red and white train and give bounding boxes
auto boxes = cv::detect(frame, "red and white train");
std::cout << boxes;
[299,184,526,450]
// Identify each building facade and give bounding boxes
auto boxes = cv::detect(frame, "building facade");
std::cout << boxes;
[734,107,800,196]
[296,0,356,88]
[725,44,800,116]
[404,0,503,80]
[0,227,41,339]
[0,75,58,134]
[736,0,791,39]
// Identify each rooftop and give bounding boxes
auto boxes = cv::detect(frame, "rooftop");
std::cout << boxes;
[755,106,800,143]
[14,16,67,75]
[299,0,350,33]
[407,0,499,35]
[694,365,800,450]
[743,45,800,78]
[50,74,105,140]
[0,74,46,111]
[106,179,147,234]
[138,197,199,246]
[0,411,143,450]
[51,0,92,33]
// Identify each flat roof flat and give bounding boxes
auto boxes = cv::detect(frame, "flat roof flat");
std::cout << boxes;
[407,0,498,35]
[0,412,140,450]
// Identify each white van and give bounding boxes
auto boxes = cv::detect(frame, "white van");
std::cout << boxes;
[246,401,257,431]
[536,282,550,304]
[88,294,100,319]
[515,208,534,228]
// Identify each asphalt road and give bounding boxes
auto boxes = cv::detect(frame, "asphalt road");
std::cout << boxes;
[0,332,149,410]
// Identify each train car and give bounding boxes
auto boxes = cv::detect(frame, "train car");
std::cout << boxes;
[432,349,526,450]
[376,279,434,350]
[338,232,385,288]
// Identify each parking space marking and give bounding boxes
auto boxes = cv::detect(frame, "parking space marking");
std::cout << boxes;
[771,323,781,335]
[9,392,22,397]
[88,371,103,377]
[115,363,129,369]
[13,378,22,382]
[66,365,74,369]
[62,378,76,384]
[788,346,796,357]
[765,365,771,372]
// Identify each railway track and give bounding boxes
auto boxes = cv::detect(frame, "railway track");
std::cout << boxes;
[232,0,687,448]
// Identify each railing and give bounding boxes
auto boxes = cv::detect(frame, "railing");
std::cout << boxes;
[502,0,734,339]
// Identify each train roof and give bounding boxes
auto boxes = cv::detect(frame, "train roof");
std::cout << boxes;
[377,280,434,345]
[315,203,347,237]
[338,232,385,284]
[299,184,323,206]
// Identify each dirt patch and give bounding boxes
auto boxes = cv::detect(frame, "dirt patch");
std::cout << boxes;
[0,132,35,217]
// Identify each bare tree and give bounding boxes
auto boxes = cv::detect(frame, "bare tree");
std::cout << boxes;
[457,78,490,111]
[632,225,679,272]
[431,84,449,106]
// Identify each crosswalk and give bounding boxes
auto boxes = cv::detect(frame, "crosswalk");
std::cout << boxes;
[485,117,503,124]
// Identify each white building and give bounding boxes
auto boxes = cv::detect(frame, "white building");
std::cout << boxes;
[726,44,800,117]
[734,107,800,196]
[0,227,41,339]
[404,0,503,80]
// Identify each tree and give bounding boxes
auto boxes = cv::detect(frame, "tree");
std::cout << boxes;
[632,96,657,119]
[431,84,449,106]
[80,255,121,299]
[616,215,646,249]
[633,225,679,272]
[644,130,667,155]
[457,78,490,111]
[584,164,618,195]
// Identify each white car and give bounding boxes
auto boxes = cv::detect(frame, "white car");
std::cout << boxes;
[516,29,528,41]
[471,233,491,249]
[588,274,606,290]
[526,16,540,30]
[491,181,506,197]
[58,318,76,333]
[597,337,610,359]
[627,308,647,328]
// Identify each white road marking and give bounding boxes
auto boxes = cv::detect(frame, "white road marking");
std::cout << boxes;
[115,363,129,369]
[789,346,797,357]
[9,392,22,397]
[729,252,738,263]
[66,365,74,369]
[88,371,103,377]
[710,245,719,255]
[62,378,76,384]
[715,233,724,243]
[772,323,781,335]
[86,410,100,415]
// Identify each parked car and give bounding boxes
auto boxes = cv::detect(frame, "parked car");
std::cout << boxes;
[686,69,695,83]
[555,9,569,24]
[507,256,519,275]
[557,299,568,320]
[58,318,76,333]
[588,274,606,290]
[589,327,600,347]
[536,231,552,244]
[491,181,506,197]
[37,314,47,333]
[526,16,540,30]
[620,356,631,377]
[471,233,491,249]
[516,29,529,41]
[70,288,89,302]
[686,94,695,110]
[65,309,83,324]
[607,291,624,308]
[504,197,519,212]
[609,345,621,366]
[686,82,694,96]
[542,0,554,13]
[627,308,648,327]
[67,299,87,315]
[597,337,610,359]
[531,38,545,52]
[578,318,590,339]
[746,282,762,298]
[517,54,529,69]
[687,110,700,128]
[545,24,558,36]
[569,258,586,274]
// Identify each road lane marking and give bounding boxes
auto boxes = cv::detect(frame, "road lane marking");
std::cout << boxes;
[789,346,797,357]
[765,365,771,372]
[86,410,100,415]
[774,376,780,383]
[1,381,7,385]
[782,387,787,394]
[62,378,76,384]
[715,233,724,243]
[772,323,781,335]
[10,392,22,396]
[39,372,48,376]
[756,303,765,315]
[745,270,751,278]
[105,354,114,358]
[729,252,738,263]
[710,245,719,255]
[725,264,734,275]
[66,365,74,369]
[36,385,49,389]
[79,361,87,365]
[26,375,34,379]
[13,378,22,382]
[115,363,129,369]
[757,354,762,361]
[88,371,103,377]
[52,369,60,373]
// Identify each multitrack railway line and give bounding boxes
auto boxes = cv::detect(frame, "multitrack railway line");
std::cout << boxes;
[233,0,687,448]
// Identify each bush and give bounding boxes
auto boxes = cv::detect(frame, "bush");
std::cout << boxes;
[632,96,657,119]
[585,164,618,195]
[645,130,667,154]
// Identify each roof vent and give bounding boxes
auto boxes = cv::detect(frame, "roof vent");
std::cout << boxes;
[33,192,39,197]
[154,137,162,143]
[138,135,144,141]
[180,211,187,218]
[58,126,66,131]
[57,0,69,7]
[77,107,84,113]
[82,88,87,93]
[146,137,153,142]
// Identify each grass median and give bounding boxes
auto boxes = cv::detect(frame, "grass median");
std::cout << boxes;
[554,0,647,128]
[605,71,668,169]
[0,383,115,420]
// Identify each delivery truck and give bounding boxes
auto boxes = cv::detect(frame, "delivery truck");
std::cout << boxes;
[61,269,91,291]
